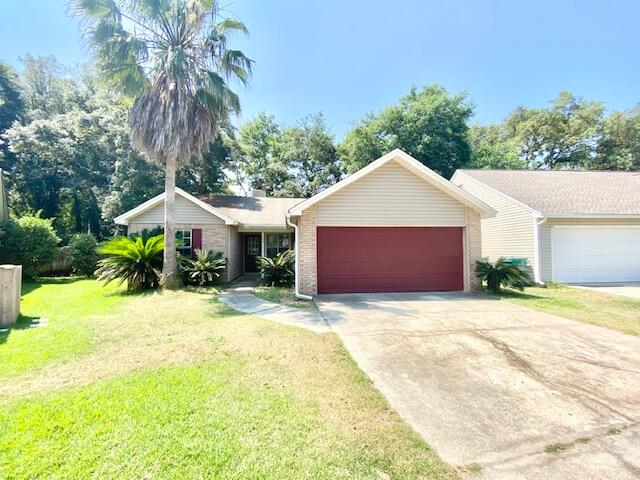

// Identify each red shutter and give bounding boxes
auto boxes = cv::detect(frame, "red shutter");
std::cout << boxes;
[192,229,202,251]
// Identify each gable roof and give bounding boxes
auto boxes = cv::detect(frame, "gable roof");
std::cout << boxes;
[199,195,304,228]
[454,169,640,217]
[114,188,237,226]
[288,149,495,217]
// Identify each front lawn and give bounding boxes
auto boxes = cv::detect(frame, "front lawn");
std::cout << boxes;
[495,284,640,335]
[253,285,317,310]
[0,280,456,479]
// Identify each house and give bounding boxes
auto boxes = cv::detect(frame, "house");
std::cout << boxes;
[0,168,8,221]
[114,189,304,283]
[451,169,640,284]
[115,149,494,295]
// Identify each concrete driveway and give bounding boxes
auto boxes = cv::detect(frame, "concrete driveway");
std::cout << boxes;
[316,292,640,480]
[572,283,640,300]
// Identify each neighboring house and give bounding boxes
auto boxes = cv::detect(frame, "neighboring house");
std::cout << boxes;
[451,169,640,284]
[0,168,8,222]
[115,149,494,295]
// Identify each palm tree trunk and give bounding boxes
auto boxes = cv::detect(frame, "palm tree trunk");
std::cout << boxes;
[162,154,182,288]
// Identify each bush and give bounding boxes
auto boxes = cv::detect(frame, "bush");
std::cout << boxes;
[69,233,99,276]
[0,214,60,277]
[95,235,164,290]
[257,250,295,287]
[128,226,163,242]
[475,257,534,294]
[179,249,226,286]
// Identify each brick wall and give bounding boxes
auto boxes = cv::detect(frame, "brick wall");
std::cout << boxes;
[128,222,234,282]
[465,207,482,292]
[297,205,318,296]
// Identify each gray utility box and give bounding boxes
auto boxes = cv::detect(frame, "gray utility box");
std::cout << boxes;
[0,264,22,327]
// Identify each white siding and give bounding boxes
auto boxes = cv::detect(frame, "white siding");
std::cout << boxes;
[539,218,640,282]
[453,173,537,266]
[316,160,466,226]
[132,195,225,225]
[228,227,242,281]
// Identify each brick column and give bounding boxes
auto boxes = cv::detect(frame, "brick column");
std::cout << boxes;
[298,205,318,296]
[465,207,482,292]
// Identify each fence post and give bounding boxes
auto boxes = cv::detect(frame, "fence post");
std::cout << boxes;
[0,265,21,327]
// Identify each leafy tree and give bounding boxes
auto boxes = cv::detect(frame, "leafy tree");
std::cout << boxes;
[277,114,342,197]
[238,113,291,194]
[177,135,233,195]
[73,0,253,288]
[68,233,99,276]
[594,105,640,170]
[0,61,24,136]
[0,214,60,277]
[467,124,525,169]
[505,92,604,169]
[20,54,80,120]
[339,85,474,178]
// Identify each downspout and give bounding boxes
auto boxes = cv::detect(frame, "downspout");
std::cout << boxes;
[286,214,313,300]
[534,216,547,285]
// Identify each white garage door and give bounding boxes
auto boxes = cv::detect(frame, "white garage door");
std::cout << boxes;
[552,227,640,283]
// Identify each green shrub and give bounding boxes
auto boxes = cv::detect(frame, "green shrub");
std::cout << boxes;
[69,233,99,276]
[180,249,226,286]
[257,250,295,287]
[475,257,534,294]
[0,214,60,277]
[128,226,163,242]
[95,235,164,290]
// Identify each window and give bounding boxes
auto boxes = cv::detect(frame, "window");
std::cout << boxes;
[176,229,192,256]
[266,233,290,257]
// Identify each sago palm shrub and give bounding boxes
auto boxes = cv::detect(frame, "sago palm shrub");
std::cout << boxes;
[475,257,534,294]
[257,250,295,287]
[95,234,164,290]
[180,249,226,286]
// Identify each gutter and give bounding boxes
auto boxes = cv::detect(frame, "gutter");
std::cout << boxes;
[533,216,547,284]
[286,214,313,301]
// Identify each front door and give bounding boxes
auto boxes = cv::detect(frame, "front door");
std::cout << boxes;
[244,234,262,273]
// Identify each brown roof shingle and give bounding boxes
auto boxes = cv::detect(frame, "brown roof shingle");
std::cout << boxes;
[457,169,640,216]
[198,195,305,228]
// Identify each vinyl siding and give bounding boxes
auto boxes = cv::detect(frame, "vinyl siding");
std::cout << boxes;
[453,173,537,267]
[316,160,465,225]
[228,226,242,281]
[131,195,225,225]
[539,218,640,282]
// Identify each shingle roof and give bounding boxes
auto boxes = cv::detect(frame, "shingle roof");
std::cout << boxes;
[198,195,305,228]
[457,169,640,216]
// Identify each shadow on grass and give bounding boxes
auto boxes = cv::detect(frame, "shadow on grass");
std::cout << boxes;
[0,314,40,346]
[484,289,544,301]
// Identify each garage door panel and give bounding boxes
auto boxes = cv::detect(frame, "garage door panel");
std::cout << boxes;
[317,227,463,293]
[552,227,640,283]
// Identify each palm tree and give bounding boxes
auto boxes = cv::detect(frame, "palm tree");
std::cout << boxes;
[72,0,252,287]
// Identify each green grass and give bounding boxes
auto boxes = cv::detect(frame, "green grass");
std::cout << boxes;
[253,286,317,310]
[0,278,133,378]
[0,280,456,479]
[494,284,640,335]
[544,442,572,454]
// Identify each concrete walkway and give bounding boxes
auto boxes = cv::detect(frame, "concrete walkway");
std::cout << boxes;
[218,279,329,333]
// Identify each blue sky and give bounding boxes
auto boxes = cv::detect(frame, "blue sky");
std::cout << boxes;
[2,0,639,139]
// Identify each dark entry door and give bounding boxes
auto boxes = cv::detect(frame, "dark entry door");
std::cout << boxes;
[244,234,262,273]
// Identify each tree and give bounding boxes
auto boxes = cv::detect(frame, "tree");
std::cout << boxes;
[339,85,474,178]
[278,114,342,197]
[505,91,604,169]
[594,105,640,170]
[237,113,291,194]
[73,0,253,288]
[0,61,25,174]
[467,124,525,169]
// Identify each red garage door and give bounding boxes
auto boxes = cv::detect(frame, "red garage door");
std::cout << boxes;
[317,227,464,294]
